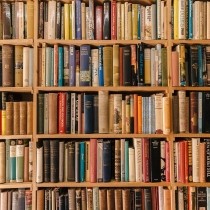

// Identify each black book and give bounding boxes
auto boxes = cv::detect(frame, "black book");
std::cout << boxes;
[84,94,94,134]
[55,2,61,39]
[59,193,65,210]
[102,140,112,182]
[143,188,152,210]
[64,193,69,210]
[149,139,161,182]
[50,140,59,182]
[137,44,144,86]
[103,1,111,40]
[202,92,210,133]
[93,95,98,133]
[37,94,44,134]
[67,141,75,181]
[205,139,210,182]
[135,188,142,210]
[66,92,71,134]
[45,189,50,210]
[123,46,132,86]
[196,187,207,209]
[43,139,50,182]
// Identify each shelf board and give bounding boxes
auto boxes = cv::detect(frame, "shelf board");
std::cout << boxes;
[36,86,169,92]
[0,87,33,93]
[173,182,210,187]
[172,86,210,91]
[171,39,210,45]
[37,39,168,46]
[36,181,171,188]
[36,133,168,139]
[173,133,210,138]
[0,135,32,140]
[0,39,33,46]
[0,182,32,189]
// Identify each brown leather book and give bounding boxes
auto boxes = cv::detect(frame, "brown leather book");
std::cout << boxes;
[36,189,44,210]
[99,189,107,210]
[114,189,122,210]
[15,45,23,87]
[27,101,33,134]
[107,189,115,210]
[20,101,27,135]
[122,189,130,210]
[2,45,14,87]
[6,102,13,135]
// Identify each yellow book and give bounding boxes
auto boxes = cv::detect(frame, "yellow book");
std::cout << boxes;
[26,1,34,39]
[69,4,72,40]
[173,0,179,39]
[144,48,151,85]
[64,4,70,40]
[132,4,138,40]
[113,45,119,86]
[137,96,142,134]
[1,110,6,135]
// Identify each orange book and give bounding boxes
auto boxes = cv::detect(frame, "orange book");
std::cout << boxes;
[199,142,206,182]
[163,188,171,210]
[178,141,185,183]
[111,1,117,40]
[137,95,142,134]
[134,94,138,134]
[58,92,66,134]
[171,51,179,86]
[90,138,97,183]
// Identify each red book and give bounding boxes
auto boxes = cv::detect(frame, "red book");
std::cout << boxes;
[58,92,66,134]
[171,51,179,86]
[90,138,97,183]
[184,140,188,183]
[142,138,150,182]
[165,141,170,182]
[111,1,117,40]
[178,141,185,183]
[95,6,103,40]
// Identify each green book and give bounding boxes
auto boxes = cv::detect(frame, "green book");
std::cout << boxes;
[16,139,24,182]
[10,139,16,182]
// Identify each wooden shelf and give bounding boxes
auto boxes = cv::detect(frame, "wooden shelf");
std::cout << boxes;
[0,39,33,46]
[0,87,33,93]
[172,86,210,92]
[171,39,210,45]
[0,135,32,140]
[172,133,210,138]
[0,183,32,189]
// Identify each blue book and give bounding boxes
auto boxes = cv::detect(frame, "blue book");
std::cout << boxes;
[137,44,144,86]
[79,142,85,182]
[98,46,104,86]
[10,139,16,182]
[188,0,193,39]
[75,0,81,40]
[137,4,141,40]
[84,94,94,133]
[124,140,129,182]
[58,46,64,86]
[198,45,203,86]
[80,45,91,86]
[69,45,76,86]
[102,140,112,182]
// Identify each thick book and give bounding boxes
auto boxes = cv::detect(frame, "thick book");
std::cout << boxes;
[122,46,132,86]
[67,141,75,181]
[202,92,210,133]
[103,1,111,40]
[2,3,11,39]
[84,94,94,133]
[103,46,113,86]
[196,187,207,209]
[43,139,50,182]
[190,92,198,133]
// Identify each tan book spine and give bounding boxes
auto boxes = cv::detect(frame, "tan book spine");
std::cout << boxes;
[29,141,33,181]
[15,45,23,87]
[0,142,6,183]
[113,94,122,134]
[99,189,107,210]
[98,91,109,133]
[23,47,30,87]
[155,93,163,134]
[1,191,8,210]
[178,90,186,133]
[199,142,206,183]
[207,2,210,39]
[48,93,58,134]
[107,189,115,210]
[113,44,120,86]
[103,46,113,86]
[87,188,93,210]
[162,96,170,135]
[20,101,27,135]
[36,189,44,210]
[144,48,151,85]
[137,95,142,134]
[122,189,130,210]
[125,95,130,134]
[18,2,24,39]
[109,94,114,133]
[163,188,171,210]
[2,45,14,87]
[121,99,126,134]
[114,189,122,210]
[116,2,121,40]
[6,102,13,135]
[27,101,33,134]
[81,3,86,40]
[121,3,125,40]
[26,1,34,39]
[85,141,90,182]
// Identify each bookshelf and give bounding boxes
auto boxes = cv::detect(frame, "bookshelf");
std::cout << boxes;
[0,0,210,209]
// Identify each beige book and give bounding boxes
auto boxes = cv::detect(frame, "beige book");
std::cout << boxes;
[113,94,122,134]
[162,96,170,135]
[27,101,33,134]
[128,147,135,181]
[155,93,163,134]
[98,91,109,133]
[113,45,119,86]
[26,1,34,39]
[103,46,113,86]
[120,3,125,40]
[127,3,132,40]
[199,142,206,183]
[116,2,121,40]
[145,6,152,40]
[178,90,186,133]
[23,47,30,87]
[1,191,8,210]
[144,48,151,85]
[132,4,138,40]
[6,102,13,135]
[20,101,27,135]
[15,45,23,87]
[207,2,210,39]
[124,2,128,40]
[48,93,58,134]
[81,2,86,40]
[36,189,44,210]
[114,189,122,210]
[133,138,142,182]
[0,142,6,183]
[47,0,56,39]
[86,188,93,210]
[122,189,130,210]
[91,49,99,86]
[109,94,114,133]
[192,138,200,182]
[121,99,126,134]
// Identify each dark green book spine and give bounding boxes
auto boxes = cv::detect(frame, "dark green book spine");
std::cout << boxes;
[43,139,50,182]
[50,140,59,182]
[37,93,44,134]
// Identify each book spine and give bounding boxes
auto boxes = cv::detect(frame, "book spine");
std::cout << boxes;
[69,45,76,86]
[36,140,43,183]
[88,0,94,40]
[16,139,24,182]
[43,139,50,182]
[75,0,81,40]
[90,139,97,183]
[103,1,110,40]
[58,46,64,86]
[79,142,85,182]
[103,140,112,182]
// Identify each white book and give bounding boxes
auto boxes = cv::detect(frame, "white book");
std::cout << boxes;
[178,90,186,133]
[97,139,103,182]
[93,187,99,210]
[71,1,76,40]
[0,190,7,210]
[28,48,34,87]
[23,47,30,87]
[155,93,163,133]
[145,6,152,40]
[193,1,200,39]
[178,187,184,210]
[178,0,186,39]
[120,139,125,181]
[192,138,200,182]
[162,96,170,135]
[156,0,161,39]
[133,138,142,182]
[91,49,99,87]
[199,1,204,39]
[36,142,43,183]
[47,0,56,39]
[207,187,210,210]
[128,147,135,182]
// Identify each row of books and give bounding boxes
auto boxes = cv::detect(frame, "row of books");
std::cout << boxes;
[172,91,210,134]
[0,45,34,87]
[1,101,33,136]
[38,0,167,40]
[38,43,167,87]
[0,2,34,39]
[37,187,171,210]
[171,44,210,87]
[0,140,32,184]
[0,188,32,210]
[174,186,210,210]
[172,0,210,40]
[36,138,170,184]
[37,92,170,135]
[174,138,210,183]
